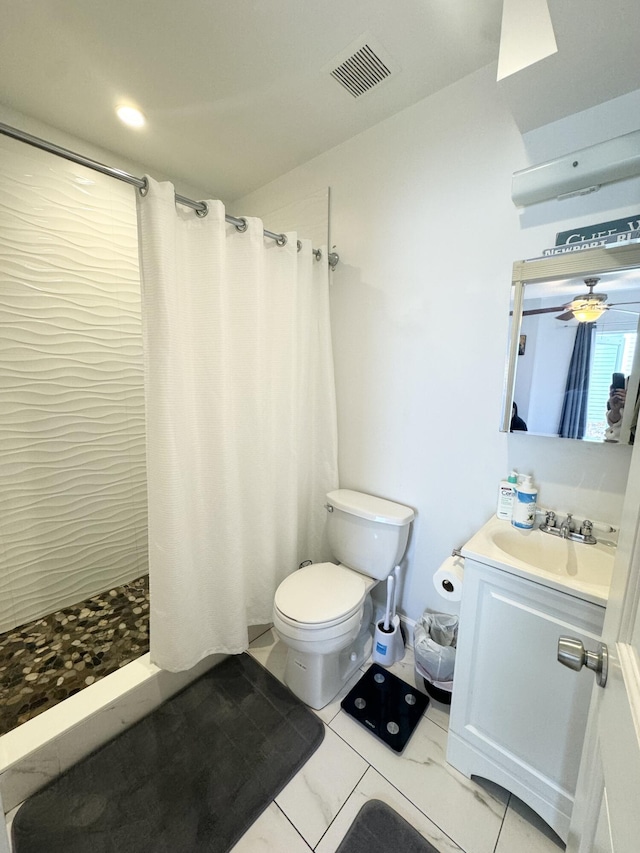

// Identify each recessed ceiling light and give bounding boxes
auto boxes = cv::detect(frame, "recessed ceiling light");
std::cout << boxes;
[116,105,146,128]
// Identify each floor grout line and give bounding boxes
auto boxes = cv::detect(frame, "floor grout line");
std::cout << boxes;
[272,801,314,851]
[248,624,274,644]
[311,762,370,851]
[492,792,512,853]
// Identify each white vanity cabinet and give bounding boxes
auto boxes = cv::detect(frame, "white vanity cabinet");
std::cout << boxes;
[447,556,605,843]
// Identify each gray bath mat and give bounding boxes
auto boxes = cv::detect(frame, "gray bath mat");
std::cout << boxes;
[12,653,324,853]
[336,800,441,853]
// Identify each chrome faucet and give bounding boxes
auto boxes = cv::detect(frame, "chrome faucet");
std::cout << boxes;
[559,513,574,539]
[539,511,596,544]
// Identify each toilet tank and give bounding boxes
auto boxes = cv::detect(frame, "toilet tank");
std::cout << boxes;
[326,489,415,581]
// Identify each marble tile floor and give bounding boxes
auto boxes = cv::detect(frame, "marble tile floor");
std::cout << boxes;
[240,626,566,853]
[0,576,149,736]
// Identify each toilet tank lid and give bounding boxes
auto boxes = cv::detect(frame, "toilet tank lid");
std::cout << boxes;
[326,489,415,526]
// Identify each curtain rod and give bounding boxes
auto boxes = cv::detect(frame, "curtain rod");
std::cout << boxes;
[0,121,339,269]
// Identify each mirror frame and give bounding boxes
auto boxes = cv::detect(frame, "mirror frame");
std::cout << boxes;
[502,242,640,436]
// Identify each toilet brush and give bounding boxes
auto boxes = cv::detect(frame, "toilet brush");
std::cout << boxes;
[372,574,401,666]
[390,565,405,663]
[384,574,393,630]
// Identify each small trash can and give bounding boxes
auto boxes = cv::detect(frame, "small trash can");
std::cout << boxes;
[414,611,458,705]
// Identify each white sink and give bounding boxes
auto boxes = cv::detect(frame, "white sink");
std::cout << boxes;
[462,516,615,605]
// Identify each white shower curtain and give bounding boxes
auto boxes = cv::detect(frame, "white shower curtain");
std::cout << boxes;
[137,178,338,671]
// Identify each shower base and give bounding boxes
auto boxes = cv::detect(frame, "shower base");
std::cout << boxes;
[0,576,149,736]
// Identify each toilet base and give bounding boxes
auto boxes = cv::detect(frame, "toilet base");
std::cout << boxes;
[284,622,373,710]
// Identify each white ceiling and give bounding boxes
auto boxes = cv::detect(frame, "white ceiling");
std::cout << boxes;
[0,1,638,201]
[498,0,640,133]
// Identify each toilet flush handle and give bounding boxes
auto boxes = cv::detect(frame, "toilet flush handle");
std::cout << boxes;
[324,503,334,512]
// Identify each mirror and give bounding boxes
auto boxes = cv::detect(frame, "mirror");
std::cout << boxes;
[502,244,640,444]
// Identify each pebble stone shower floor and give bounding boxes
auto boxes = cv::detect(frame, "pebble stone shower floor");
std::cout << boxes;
[0,575,150,736]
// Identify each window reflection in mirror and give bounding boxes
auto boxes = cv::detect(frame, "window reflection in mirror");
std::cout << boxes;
[503,251,640,445]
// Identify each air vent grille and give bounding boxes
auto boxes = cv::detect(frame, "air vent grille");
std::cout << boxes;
[330,44,391,98]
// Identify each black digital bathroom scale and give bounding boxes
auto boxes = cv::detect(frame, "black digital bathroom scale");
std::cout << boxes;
[341,664,429,753]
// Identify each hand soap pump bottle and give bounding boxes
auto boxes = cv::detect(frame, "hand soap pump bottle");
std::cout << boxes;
[511,475,538,529]
[497,471,518,520]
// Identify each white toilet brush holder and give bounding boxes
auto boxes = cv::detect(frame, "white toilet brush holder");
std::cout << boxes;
[372,618,400,666]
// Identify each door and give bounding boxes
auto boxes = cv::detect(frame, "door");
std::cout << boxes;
[566,442,640,852]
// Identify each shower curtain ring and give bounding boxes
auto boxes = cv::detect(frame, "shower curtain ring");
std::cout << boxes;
[235,217,248,233]
[276,234,287,246]
[195,202,209,218]
[138,177,149,197]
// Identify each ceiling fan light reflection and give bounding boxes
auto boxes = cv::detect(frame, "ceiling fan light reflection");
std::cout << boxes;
[571,300,607,322]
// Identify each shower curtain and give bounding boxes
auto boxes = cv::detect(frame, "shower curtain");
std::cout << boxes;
[137,178,338,671]
[558,322,595,439]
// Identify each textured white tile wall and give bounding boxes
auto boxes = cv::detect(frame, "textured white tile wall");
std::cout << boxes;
[0,135,147,633]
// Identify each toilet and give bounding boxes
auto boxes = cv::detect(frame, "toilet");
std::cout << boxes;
[273,489,414,709]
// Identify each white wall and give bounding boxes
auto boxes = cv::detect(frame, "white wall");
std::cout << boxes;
[235,65,639,621]
[516,302,577,435]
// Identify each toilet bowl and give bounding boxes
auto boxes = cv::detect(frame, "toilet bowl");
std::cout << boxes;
[274,564,367,648]
[273,562,375,709]
[273,489,414,709]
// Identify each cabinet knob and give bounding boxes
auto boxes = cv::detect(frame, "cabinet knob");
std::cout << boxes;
[557,636,608,687]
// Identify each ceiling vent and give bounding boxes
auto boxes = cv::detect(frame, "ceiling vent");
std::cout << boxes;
[328,36,398,98]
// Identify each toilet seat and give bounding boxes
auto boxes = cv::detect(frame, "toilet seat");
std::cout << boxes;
[274,563,366,628]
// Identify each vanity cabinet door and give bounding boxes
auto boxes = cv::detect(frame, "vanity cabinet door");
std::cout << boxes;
[447,558,605,843]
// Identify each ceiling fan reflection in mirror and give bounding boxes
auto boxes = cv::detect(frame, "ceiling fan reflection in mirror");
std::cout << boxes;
[523,277,640,323]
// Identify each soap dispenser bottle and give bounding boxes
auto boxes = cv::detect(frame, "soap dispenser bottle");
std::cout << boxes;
[496,471,518,520]
[511,475,538,529]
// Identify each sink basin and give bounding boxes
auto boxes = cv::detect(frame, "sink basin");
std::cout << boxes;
[462,516,615,604]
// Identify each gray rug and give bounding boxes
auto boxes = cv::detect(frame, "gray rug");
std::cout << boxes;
[12,653,324,853]
[337,800,441,853]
